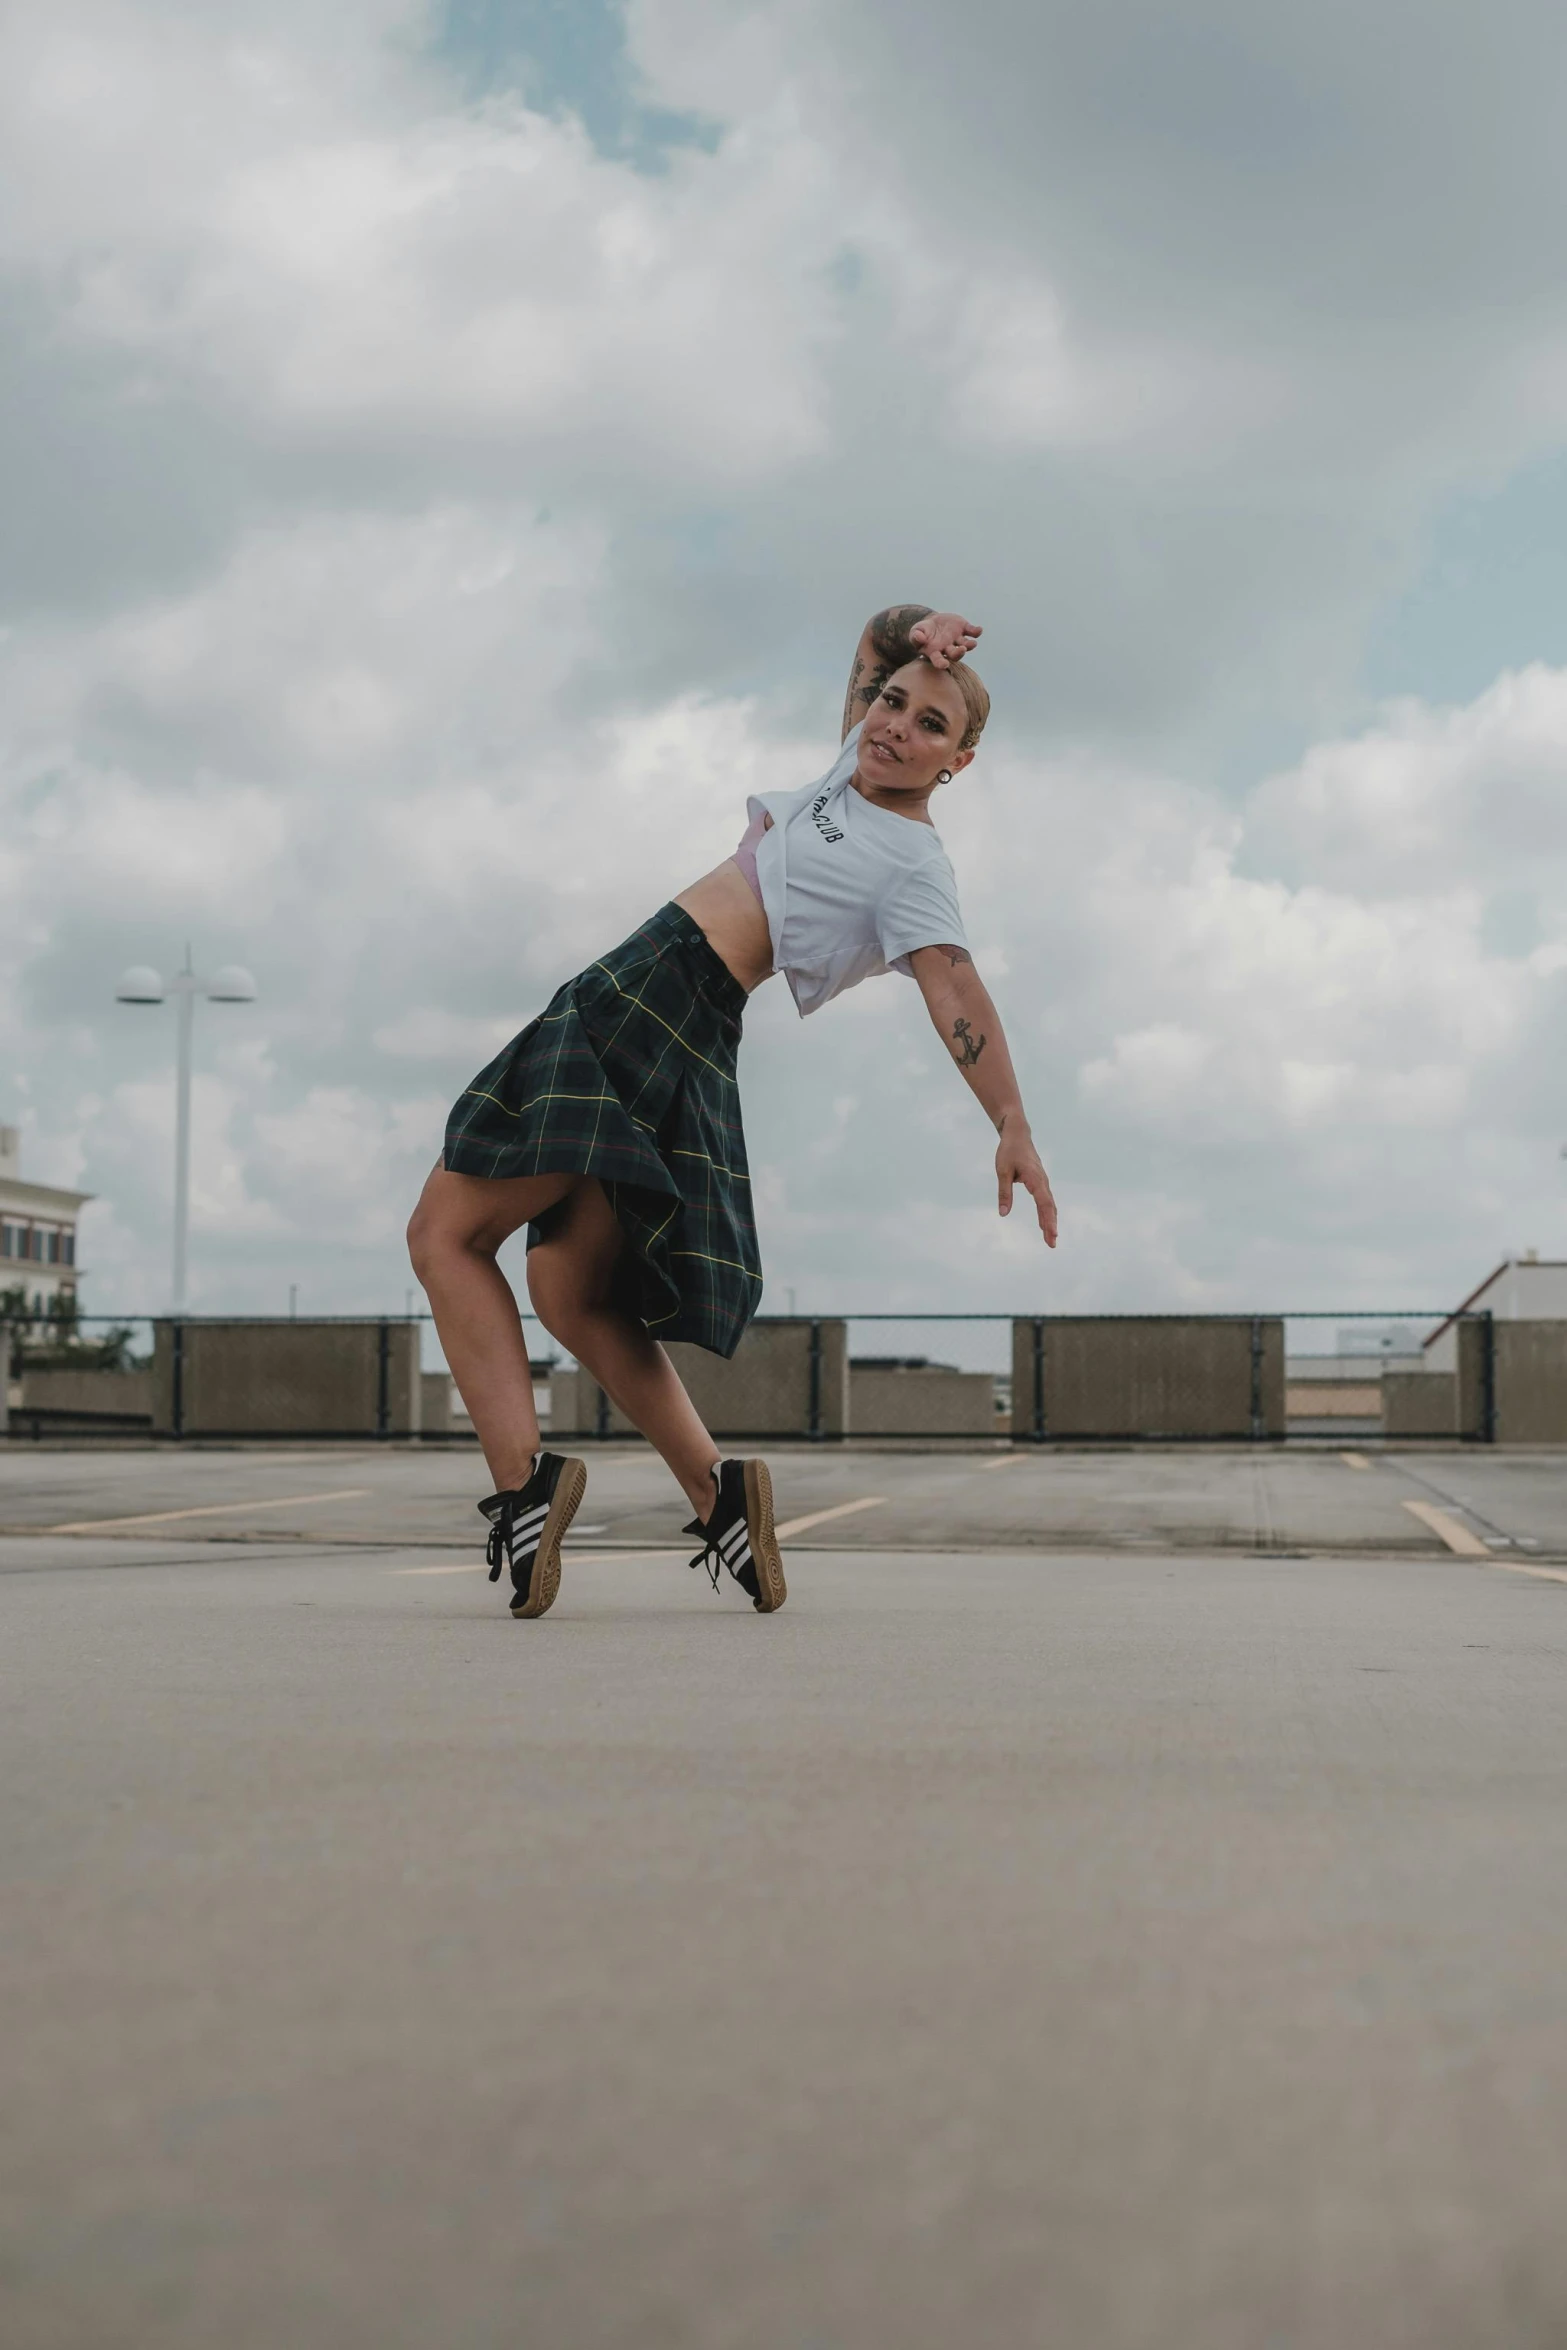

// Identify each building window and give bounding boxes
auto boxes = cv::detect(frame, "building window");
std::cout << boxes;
[62,1232,75,1266]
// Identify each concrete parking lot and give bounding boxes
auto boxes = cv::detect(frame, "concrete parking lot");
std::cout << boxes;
[2,1436,1567,1561]
[4,1445,1567,2349]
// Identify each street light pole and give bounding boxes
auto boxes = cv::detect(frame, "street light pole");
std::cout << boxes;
[171,954,197,1314]
[115,948,257,1314]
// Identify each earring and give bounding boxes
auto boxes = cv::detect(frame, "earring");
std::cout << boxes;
[936,769,953,786]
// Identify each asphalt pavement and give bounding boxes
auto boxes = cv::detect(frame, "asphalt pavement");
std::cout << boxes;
[5,1491,1567,2350]
[3,1438,1567,1559]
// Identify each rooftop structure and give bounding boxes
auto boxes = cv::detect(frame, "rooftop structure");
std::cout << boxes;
[1423,1254,1567,1371]
[0,1126,92,1319]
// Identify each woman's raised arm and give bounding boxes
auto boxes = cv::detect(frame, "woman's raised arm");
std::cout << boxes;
[908,945,1058,1244]
[840,606,983,740]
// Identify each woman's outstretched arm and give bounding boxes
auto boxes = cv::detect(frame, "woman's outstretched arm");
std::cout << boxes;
[908,946,1058,1244]
[840,606,982,740]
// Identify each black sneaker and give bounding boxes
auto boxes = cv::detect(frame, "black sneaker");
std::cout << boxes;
[478,1452,586,1619]
[684,1458,787,1613]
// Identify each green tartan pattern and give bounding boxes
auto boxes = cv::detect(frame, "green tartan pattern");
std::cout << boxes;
[443,903,762,1358]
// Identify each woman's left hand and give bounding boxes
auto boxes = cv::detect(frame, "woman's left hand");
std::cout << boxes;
[997,1128,1058,1246]
[911,612,982,670]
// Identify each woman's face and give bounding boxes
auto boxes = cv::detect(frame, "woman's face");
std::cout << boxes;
[856,660,976,797]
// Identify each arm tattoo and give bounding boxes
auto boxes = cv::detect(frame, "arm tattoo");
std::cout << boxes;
[841,655,869,739]
[868,603,934,673]
[937,945,972,968]
[951,1017,986,1068]
[847,607,935,735]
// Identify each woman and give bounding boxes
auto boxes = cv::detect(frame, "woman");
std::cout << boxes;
[407,604,1058,1619]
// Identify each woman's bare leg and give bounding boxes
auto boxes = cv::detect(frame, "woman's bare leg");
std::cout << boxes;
[407,1163,577,1491]
[526,1180,721,1521]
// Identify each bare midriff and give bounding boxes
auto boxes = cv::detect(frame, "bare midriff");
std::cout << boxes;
[673,859,775,993]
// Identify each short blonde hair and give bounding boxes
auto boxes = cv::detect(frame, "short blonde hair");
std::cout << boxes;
[949,662,990,753]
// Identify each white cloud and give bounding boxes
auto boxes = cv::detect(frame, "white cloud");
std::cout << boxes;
[0,7,837,478]
[5,0,1567,1330]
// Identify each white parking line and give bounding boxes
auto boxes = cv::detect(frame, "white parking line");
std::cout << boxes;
[774,1496,889,1539]
[980,1455,1024,1472]
[46,1490,371,1533]
[391,1549,682,1575]
[1402,1499,1489,1557]
[1341,1452,1371,1470]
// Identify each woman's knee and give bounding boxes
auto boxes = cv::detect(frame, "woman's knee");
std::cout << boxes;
[405,1202,444,1281]
[407,1193,493,1282]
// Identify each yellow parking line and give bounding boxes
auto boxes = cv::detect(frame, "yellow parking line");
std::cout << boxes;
[981,1455,1024,1472]
[1402,1499,1490,1557]
[774,1496,889,1540]
[1341,1451,1371,1470]
[1488,1560,1567,1587]
[46,1489,370,1533]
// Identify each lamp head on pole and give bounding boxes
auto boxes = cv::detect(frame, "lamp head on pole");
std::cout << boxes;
[206,965,257,1003]
[114,965,166,1004]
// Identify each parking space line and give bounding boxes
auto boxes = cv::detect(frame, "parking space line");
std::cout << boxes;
[391,1563,488,1575]
[981,1455,1024,1472]
[1402,1500,1489,1557]
[46,1490,370,1533]
[1341,1452,1371,1470]
[390,1550,682,1575]
[775,1497,889,1539]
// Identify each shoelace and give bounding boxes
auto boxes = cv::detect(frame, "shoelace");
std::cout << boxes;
[485,1501,513,1583]
[687,1528,724,1593]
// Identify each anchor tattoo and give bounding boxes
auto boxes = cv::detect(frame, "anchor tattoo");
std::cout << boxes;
[952,1018,986,1068]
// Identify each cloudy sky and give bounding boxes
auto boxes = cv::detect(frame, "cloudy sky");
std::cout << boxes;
[4,0,1567,1344]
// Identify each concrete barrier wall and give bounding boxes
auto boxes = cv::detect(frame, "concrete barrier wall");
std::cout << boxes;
[152,1321,422,1437]
[1284,1380,1382,1420]
[552,1320,849,1439]
[849,1364,996,1436]
[1010,1317,1286,1440]
[17,1367,153,1423]
[420,1372,454,1435]
[1382,1372,1458,1438]
[1494,1322,1567,1443]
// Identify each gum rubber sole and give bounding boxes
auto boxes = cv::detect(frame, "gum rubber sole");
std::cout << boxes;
[743,1458,787,1613]
[511,1456,586,1619]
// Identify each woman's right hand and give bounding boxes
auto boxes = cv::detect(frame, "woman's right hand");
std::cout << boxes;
[910,612,982,670]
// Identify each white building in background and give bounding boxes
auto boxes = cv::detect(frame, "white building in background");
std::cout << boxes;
[0,1127,91,1317]
[1423,1252,1567,1370]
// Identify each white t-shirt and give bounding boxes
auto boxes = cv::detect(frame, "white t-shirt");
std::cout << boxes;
[748,723,968,1018]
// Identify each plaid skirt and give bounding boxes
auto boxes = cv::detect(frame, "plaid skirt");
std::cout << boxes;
[442,903,762,1358]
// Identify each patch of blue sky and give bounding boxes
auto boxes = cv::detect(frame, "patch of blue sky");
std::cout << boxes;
[431,0,720,172]
[1362,449,1567,706]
